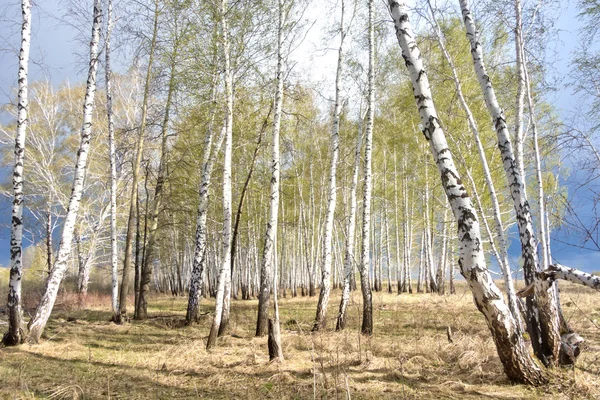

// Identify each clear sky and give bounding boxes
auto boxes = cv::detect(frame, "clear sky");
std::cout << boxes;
[0,0,598,275]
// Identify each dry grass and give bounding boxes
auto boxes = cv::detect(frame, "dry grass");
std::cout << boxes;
[1,281,600,399]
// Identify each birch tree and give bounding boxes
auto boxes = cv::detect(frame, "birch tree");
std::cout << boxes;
[388,0,546,384]
[458,0,561,366]
[27,0,103,342]
[336,109,363,330]
[3,0,31,346]
[358,0,375,336]
[256,0,285,340]
[207,0,234,348]
[105,0,119,317]
[313,0,346,332]
[117,0,159,323]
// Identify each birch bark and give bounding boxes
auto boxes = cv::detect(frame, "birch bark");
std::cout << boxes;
[427,2,522,325]
[389,0,545,384]
[459,0,561,365]
[314,0,345,331]
[336,109,363,330]
[27,0,102,342]
[3,0,31,346]
[207,0,234,348]
[359,0,375,336]
[105,0,119,317]
[185,73,222,323]
[256,0,285,338]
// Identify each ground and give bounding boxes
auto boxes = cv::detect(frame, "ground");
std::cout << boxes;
[1,282,599,399]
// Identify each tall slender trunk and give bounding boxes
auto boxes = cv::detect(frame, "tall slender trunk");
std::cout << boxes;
[313,0,345,331]
[359,0,375,335]
[459,0,561,366]
[117,0,159,323]
[136,44,178,320]
[389,0,545,384]
[230,106,271,278]
[3,0,31,346]
[185,65,222,323]
[256,0,285,339]
[46,209,53,275]
[105,0,119,316]
[207,0,234,348]
[513,0,527,191]
[27,0,102,342]
[427,2,522,326]
[336,109,363,330]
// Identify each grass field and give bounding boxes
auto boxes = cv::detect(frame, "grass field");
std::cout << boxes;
[1,281,599,399]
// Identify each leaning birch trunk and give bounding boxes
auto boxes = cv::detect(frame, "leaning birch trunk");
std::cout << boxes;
[359,0,375,336]
[117,0,159,323]
[513,0,527,192]
[207,0,233,348]
[256,0,285,338]
[459,0,561,366]
[313,0,345,331]
[27,0,102,342]
[105,0,119,317]
[336,108,363,331]
[185,69,221,324]
[427,3,522,327]
[3,0,31,346]
[388,0,546,384]
[136,44,177,320]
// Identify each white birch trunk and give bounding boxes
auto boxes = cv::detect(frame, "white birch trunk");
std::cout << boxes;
[428,3,521,325]
[513,0,527,189]
[3,0,31,346]
[336,109,363,330]
[185,71,222,323]
[389,0,545,384]
[105,0,119,317]
[207,0,234,348]
[27,0,102,342]
[256,0,285,340]
[314,0,345,331]
[459,0,561,366]
[359,0,375,336]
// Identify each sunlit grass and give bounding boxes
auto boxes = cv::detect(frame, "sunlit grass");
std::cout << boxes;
[0,281,599,399]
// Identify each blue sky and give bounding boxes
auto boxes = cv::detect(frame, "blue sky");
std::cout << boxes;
[0,0,599,275]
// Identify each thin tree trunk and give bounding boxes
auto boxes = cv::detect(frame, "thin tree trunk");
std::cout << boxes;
[427,3,522,326]
[359,0,375,335]
[230,106,271,277]
[3,0,31,347]
[117,0,159,323]
[136,42,178,320]
[256,0,285,340]
[207,0,234,348]
[313,0,345,331]
[105,0,119,316]
[459,0,561,366]
[27,0,102,342]
[185,71,222,323]
[389,0,546,384]
[336,108,363,330]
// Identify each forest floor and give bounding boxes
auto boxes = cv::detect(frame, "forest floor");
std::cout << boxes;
[1,282,600,399]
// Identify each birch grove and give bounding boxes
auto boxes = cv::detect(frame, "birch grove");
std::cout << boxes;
[3,0,600,390]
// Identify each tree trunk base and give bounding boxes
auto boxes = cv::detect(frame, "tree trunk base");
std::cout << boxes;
[2,329,24,346]
[268,318,283,362]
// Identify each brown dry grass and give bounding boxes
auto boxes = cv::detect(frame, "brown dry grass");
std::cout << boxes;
[1,281,600,399]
